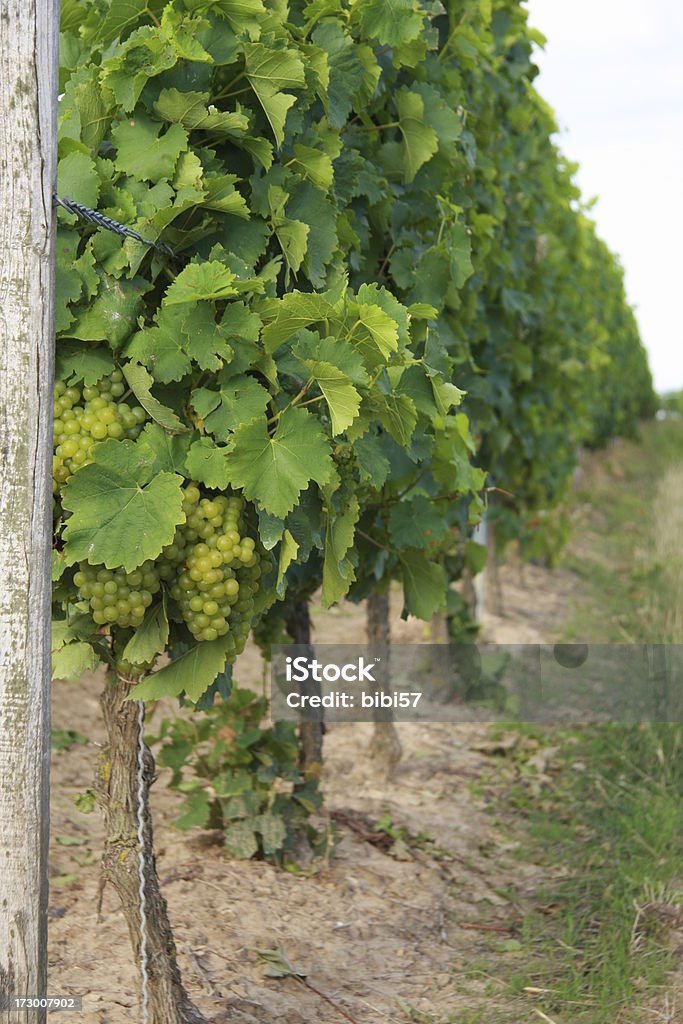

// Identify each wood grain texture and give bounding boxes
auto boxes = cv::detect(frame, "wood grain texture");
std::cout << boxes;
[0,3,58,1021]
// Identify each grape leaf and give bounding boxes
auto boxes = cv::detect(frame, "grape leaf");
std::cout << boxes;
[61,439,185,571]
[353,0,424,48]
[400,549,446,620]
[261,291,336,350]
[301,360,361,436]
[396,88,439,183]
[192,373,270,438]
[184,437,230,489]
[178,303,235,371]
[112,115,188,182]
[322,492,359,606]
[123,362,187,434]
[290,144,334,191]
[225,408,333,517]
[122,599,169,665]
[244,43,306,147]
[67,274,150,348]
[164,261,238,304]
[213,0,267,39]
[276,529,298,597]
[57,151,100,211]
[55,343,114,386]
[154,88,249,135]
[53,642,99,681]
[126,309,191,383]
[352,303,399,360]
[137,422,192,474]
[354,430,390,486]
[128,633,234,701]
[388,495,448,550]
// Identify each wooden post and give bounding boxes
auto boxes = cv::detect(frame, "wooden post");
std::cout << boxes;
[0,2,58,1020]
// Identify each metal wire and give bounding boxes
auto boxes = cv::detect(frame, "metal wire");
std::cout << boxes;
[136,700,151,1024]
[53,194,177,260]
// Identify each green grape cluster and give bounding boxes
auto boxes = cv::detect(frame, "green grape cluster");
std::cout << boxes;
[73,562,160,629]
[163,485,262,653]
[52,371,147,493]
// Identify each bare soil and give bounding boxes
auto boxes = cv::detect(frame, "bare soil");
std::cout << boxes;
[48,572,577,1024]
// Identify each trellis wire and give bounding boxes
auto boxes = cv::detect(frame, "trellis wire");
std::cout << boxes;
[136,700,151,1024]
[53,194,178,260]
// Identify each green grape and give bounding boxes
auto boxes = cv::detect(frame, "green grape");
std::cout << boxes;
[74,559,160,632]
[156,485,264,652]
[52,371,148,494]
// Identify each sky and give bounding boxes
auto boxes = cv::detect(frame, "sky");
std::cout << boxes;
[524,0,683,394]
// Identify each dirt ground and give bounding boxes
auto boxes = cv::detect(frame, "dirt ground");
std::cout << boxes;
[47,563,583,1024]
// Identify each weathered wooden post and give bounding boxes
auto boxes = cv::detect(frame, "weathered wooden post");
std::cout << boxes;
[0,2,59,1020]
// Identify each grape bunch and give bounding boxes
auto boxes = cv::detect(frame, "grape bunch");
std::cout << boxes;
[162,485,263,654]
[52,370,147,493]
[73,562,160,629]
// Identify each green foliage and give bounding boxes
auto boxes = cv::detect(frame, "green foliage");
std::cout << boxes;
[52,0,654,701]
[151,687,330,863]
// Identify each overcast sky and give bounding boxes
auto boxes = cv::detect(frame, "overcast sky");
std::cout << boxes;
[524,0,683,394]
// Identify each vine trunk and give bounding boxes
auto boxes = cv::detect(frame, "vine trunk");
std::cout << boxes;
[286,599,323,780]
[366,591,402,777]
[96,672,207,1024]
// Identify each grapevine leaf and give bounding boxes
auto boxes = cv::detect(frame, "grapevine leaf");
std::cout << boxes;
[396,89,439,183]
[164,261,238,304]
[261,292,336,350]
[285,182,337,288]
[61,439,185,571]
[276,529,298,597]
[123,362,187,434]
[192,374,270,438]
[100,28,177,110]
[153,89,249,135]
[224,408,333,517]
[290,144,334,191]
[294,332,369,386]
[95,0,154,47]
[312,22,366,128]
[353,303,399,360]
[137,422,192,474]
[175,791,211,830]
[112,115,188,183]
[447,223,474,287]
[388,495,448,550]
[57,151,100,211]
[400,550,446,620]
[128,634,234,702]
[213,0,267,39]
[354,430,390,486]
[301,359,361,436]
[367,392,417,447]
[257,813,287,856]
[224,820,259,859]
[432,378,465,416]
[322,493,359,606]
[122,599,169,665]
[203,175,250,219]
[52,642,99,681]
[67,274,150,348]
[353,0,424,49]
[55,343,114,386]
[244,44,305,147]
[179,303,234,372]
[184,437,230,489]
[126,310,191,383]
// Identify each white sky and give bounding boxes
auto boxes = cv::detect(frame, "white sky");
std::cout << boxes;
[524,0,683,394]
